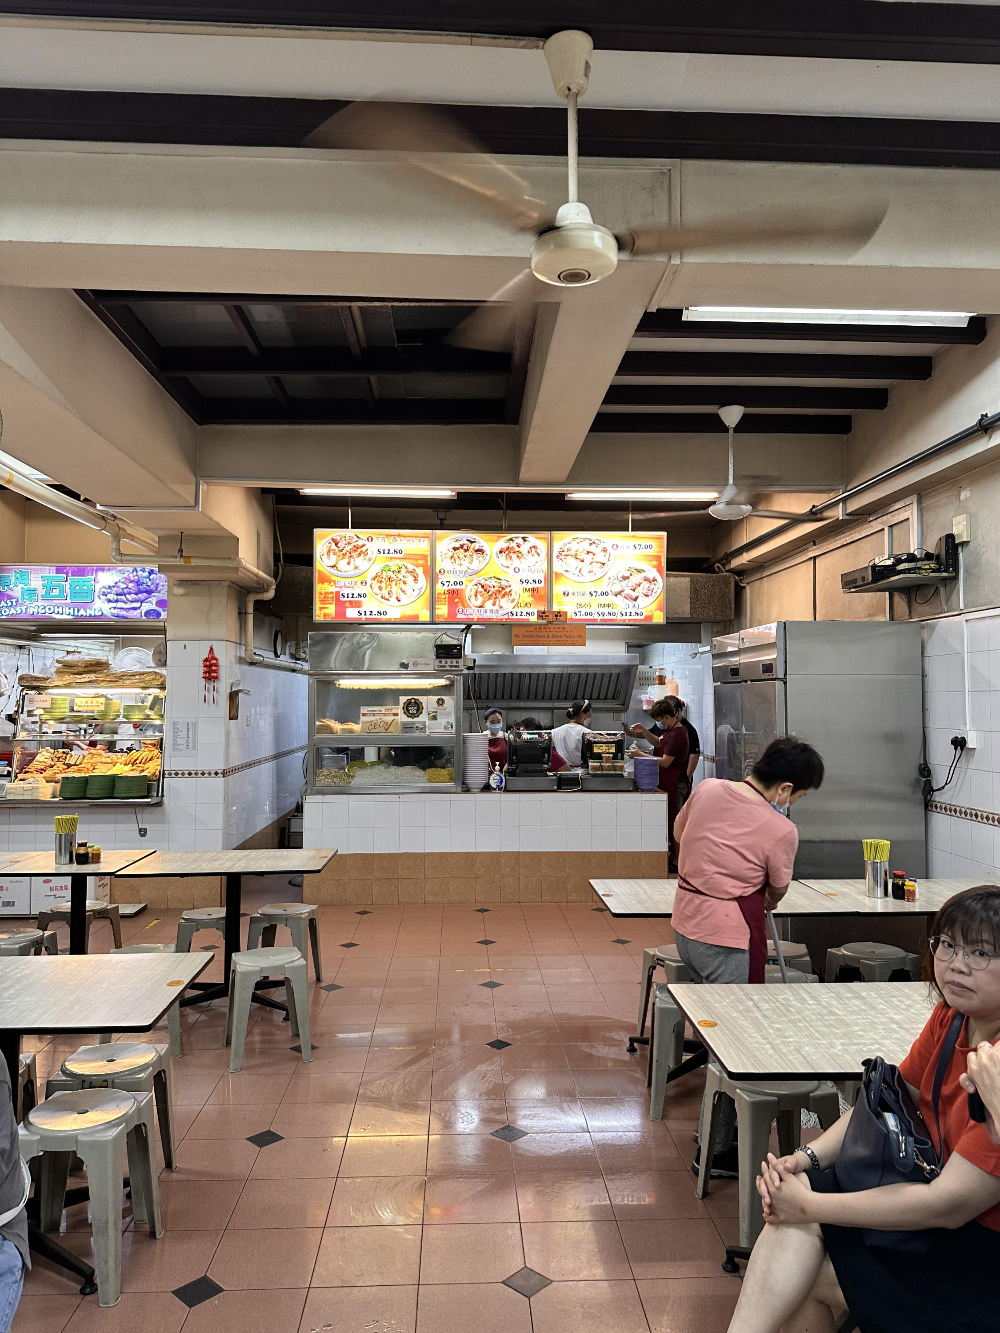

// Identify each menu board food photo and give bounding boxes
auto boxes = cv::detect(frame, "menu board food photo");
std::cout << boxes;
[314,530,432,621]
[551,532,666,622]
[435,532,548,622]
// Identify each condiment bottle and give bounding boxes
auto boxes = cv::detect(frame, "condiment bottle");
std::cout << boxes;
[891,871,907,901]
[90,845,102,864]
[75,841,90,865]
[904,879,918,903]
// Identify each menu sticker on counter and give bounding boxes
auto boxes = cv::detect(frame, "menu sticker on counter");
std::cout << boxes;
[434,532,548,621]
[314,530,432,622]
[551,532,667,622]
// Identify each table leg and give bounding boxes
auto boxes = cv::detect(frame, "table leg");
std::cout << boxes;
[180,873,286,1015]
[69,875,88,955]
[1,1029,20,1091]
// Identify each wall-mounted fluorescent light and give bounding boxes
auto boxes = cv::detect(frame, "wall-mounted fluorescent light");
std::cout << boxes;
[0,449,52,482]
[682,306,973,328]
[565,489,720,503]
[299,486,457,499]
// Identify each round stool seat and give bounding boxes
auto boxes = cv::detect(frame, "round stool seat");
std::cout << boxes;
[841,941,908,961]
[63,1043,157,1078]
[258,902,316,916]
[49,901,105,914]
[180,908,226,921]
[765,965,816,983]
[654,944,681,961]
[767,940,810,960]
[29,1088,135,1132]
[113,943,175,953]
[232,946,301,967]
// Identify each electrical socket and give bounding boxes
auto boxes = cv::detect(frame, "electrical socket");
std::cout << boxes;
[965,731,978,750]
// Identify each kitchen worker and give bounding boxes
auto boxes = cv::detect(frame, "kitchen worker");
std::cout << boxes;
[670,736,824,1178]
[550,699,592,771]
[629,696,690,865]
[646,696,702,809]
[483,708,508,772]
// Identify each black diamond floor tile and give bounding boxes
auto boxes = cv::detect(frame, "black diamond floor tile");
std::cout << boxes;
[503,1266,552,1298]
[612,938,631,945]
[592,906,607,912]
[492,1124,528,1143]
[172,1276,224,1308]
[246,1129,284,1148]
[485,1038,511,1050]
[321,982,343,992]
[356,909,372,915]
[340,942,360,949]
[480,980,502,989]
[289,1045,315,1053]
[476,938,496,946]
[474,907,492,913]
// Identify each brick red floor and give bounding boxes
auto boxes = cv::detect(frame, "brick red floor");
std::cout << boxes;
[12,892,741,1333]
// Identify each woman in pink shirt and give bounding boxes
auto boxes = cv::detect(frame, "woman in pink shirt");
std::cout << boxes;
[673,737,825,1178]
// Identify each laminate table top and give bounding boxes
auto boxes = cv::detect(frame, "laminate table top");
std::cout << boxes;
[589,878,857,918]
[117,849,337,877]
[797,877,986,915]
[667,981,936,1081]
[4,850,154,876]
[0,952,211,1035]
[0,853,34,873]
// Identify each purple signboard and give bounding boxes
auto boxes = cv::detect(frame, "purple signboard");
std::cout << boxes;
[0,566,168,620]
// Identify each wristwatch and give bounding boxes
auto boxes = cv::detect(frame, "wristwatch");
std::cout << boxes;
[799,1144,821,1170]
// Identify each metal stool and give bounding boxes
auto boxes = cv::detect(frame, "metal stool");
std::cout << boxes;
[765,965,818,984]
[16,1054,36,1123]
[247,902,323,980]
[826,941,922,982]
[767,939,813,975]
[175,906,226,952]
[36,902,122,951]
[696,1063,841,1251]
[226,947,312,1073]
[631,943,691,1051]
[20,1088,162,1307]
[47,1042,178,1171]
[647,982,687,1120]
[0,928,59,956]
[108,944,183,1056]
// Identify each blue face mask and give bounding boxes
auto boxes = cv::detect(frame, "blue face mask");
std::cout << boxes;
[487,721,503,735]
[771,797,790,815]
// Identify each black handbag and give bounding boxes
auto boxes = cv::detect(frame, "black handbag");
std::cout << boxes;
[833,1009,964,1253]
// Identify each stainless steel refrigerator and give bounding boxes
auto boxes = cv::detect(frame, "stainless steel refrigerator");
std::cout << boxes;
[712,621,925,878]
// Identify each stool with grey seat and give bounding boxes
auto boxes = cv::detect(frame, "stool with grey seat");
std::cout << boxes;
[246,902,323,980]
[175,906,227,953]
[36,902,122,951]
[105,944,183,1056]
[696,1062,841,1258]
[630,943,691,1052]
[226,946,312,1072]
[825,941,922,983]
[46,1042,178,1171]
[16,1053,36,1123]
[20,1088,162,1307]
[0,928,59,956]
[766,938,813,975]
[765,965,818,984]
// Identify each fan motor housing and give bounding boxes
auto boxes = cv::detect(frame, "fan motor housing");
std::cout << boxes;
[530,216,619,287]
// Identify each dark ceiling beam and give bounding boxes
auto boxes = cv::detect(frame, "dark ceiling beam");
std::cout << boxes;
[159,346,510,376]
[223,303,291,411]
[198,398,506,425]
[617,351,932,380]
[635,310,987,345]
[10,3,1000,63]
[602,385,888,411]
[591,413,850,434]
[339,305,378,411]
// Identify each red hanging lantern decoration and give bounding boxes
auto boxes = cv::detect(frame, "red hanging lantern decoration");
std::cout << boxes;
[201,645,219,705]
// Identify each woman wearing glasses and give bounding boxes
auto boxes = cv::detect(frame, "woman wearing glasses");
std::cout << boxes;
[726,884,1000,1333]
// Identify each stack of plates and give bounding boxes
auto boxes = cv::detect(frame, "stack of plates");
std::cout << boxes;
[85,775,115,800]
[113,774,148,799]
[462,733,490,793]
[59,775,88,799]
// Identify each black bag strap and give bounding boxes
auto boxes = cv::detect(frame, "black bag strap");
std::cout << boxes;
[930,1009,965,1159]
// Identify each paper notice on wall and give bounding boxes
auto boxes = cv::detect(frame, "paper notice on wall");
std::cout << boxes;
[425,695,455,734]
[171,720,198,755]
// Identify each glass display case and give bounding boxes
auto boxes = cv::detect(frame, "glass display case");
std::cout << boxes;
[309,670,462,794]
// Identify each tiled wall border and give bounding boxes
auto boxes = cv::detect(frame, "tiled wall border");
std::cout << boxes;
[927,799,1000,828]
[166,744,307,780]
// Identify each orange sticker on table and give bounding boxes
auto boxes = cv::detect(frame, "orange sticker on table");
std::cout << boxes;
[551,532,666,623]
[314,529,432,622]
[434,532,547,622]
[697,1019,718,1028]
[166,980,185,987]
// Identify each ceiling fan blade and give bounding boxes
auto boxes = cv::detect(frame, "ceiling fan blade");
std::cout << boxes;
[619,204,888,257]
[305,101,555,233]
[444,270,551,353]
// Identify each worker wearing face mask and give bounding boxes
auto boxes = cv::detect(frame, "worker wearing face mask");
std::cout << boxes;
[483,708,508,773]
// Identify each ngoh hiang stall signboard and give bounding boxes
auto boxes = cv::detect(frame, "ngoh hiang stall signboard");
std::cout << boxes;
[434,532,548,622]
[314,530,433,622]
[551,532,667,622]
[0,565,167,620]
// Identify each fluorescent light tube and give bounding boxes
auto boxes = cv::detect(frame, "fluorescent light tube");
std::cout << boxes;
[682,307,973,327]
[299,486,457,499]
[565,489,720,502]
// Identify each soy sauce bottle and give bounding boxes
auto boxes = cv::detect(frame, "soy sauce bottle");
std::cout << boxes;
[891,871,907,901]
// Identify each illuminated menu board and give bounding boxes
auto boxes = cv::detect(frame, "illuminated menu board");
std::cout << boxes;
[551,532,666,622]
[434,532,548,622]
[314,530,432,622]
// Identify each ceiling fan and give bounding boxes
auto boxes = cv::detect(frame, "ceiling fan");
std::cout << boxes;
[306,30,887,349]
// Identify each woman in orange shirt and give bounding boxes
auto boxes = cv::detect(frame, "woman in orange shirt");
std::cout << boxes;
[727,885,1000,1333]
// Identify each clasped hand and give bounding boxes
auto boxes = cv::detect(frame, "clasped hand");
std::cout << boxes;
[757,1151,815,1225]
